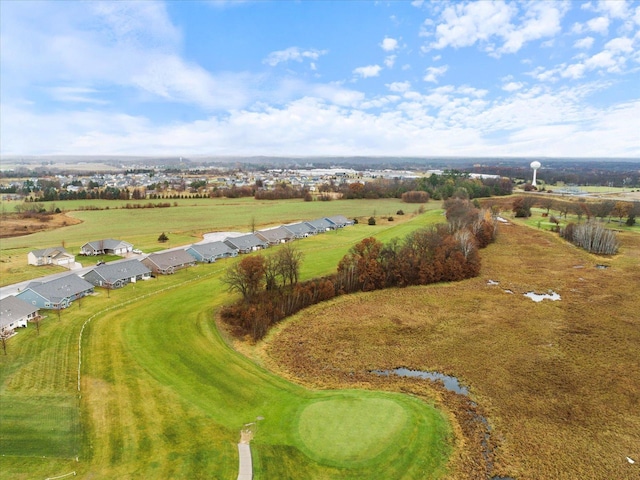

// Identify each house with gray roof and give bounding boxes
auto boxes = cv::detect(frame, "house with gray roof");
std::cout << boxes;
[325,215,354,228]
[307,218,335,232]
[83,259,152,288]
[142,250,196,275]
[283,222,317,239]
[27,247,75,267]
[80,239,133,256]
[256,226,295,245]
[1,296,40,332]
[16,274,95,309]
[223,234,269,254]
[186,242,238,263]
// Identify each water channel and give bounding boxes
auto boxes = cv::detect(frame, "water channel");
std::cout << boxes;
[371,367,514,480]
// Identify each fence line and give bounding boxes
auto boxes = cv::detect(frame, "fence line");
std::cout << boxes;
[45,472,76,480]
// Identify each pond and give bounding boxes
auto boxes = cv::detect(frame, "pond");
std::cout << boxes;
[372,367,470,395]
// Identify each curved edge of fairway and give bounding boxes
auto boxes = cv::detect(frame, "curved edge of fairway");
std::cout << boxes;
[289,390,452,478]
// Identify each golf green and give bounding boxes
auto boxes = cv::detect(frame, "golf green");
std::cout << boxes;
[296,395,409,464]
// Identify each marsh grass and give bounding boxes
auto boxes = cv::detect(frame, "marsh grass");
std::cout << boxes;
[262,222,640,480]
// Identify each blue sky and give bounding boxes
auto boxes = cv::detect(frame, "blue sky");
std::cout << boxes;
[1,0,639,157]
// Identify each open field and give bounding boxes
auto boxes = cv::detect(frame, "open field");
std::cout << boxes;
[0,197,415,286]
[259,220,640,479]
[1,205,454,479]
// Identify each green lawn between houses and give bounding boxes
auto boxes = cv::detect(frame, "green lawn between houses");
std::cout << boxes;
[0,202,452,479]
[0,197,418,287]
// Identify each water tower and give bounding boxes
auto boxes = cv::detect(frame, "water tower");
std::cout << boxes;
[530,161,541,187]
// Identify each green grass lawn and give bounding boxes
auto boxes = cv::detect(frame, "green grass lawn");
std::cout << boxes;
[0,197,421,286]
[0,206,451,479]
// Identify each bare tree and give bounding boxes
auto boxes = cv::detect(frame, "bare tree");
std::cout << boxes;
[30,315,42,335]
[612,201,632,225]
[276,244,304,288]
[538,197,554,215]
[1,327,14,355]
[569,220,619,254]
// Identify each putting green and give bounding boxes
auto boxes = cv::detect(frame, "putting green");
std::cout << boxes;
[296,395,409,465]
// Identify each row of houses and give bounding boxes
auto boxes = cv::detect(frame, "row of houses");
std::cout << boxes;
[27,239,136,269]
[2,215,353,334]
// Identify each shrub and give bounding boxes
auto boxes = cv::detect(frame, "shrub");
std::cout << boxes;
[396,209,404,215]
[388,216,394,221]
[368,216,376,225]
[401,190,430,203]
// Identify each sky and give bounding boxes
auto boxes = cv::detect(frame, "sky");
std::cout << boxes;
[1,0,639,158]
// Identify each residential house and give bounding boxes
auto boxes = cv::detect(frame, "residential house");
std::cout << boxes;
[186,242,238,263]
[0,296,40,332]
[142,250,196,275]
[80,239,133,256]
[83,259,152,289]
[16,274,95,309]
[283,222,317,239]
[223,233,269,254]
[27,247,75,267]
[325,215,354,228]
[256,226,295,245]
[306,218,336,232]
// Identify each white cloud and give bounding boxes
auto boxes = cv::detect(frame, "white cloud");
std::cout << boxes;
[48,86,108,105]
[502,82,524,92]
[3,90,639,157]
[423,65,448,83]
[574,36,595,49]
[595,0,629,20]
[380,37,399,51]
[497,2,566,55]
[263,47,328,66]
[384,55,396,68]
[353,65,382,78]
[560,63,587,79]
[586,16,610,34]
[387,81,411,93]
[604,36,635,53]
[428,1,516,50]
[0,1,255,111]
[424,1,567,56]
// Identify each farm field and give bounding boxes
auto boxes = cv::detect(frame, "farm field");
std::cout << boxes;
[0,203,454,479]
[0,197,416,287]
[258,220,640,479]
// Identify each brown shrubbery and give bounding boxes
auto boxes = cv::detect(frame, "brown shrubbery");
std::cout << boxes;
[221,200,497,340]
[401,190,430,203]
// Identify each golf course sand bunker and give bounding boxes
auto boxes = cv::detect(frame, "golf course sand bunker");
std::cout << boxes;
[296,397,408,465]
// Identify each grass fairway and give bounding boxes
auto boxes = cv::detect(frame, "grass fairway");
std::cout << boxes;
[0,207,452,480]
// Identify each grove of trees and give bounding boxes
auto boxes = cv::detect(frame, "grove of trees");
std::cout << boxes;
[221,199,497,340]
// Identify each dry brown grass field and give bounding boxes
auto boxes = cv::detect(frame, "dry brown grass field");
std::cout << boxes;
[257,222,640,479]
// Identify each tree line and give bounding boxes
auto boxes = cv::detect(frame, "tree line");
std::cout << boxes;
[220,199,497,340]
